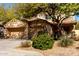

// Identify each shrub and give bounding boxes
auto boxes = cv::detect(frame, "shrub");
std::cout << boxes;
[32,33,54,50]
[59,36,74,47]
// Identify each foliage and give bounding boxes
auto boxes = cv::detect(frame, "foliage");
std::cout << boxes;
[0,5,16,23]
[14,3,47,18]
[45,3,79,39]
[14,3,79,39]
[59,35,74,47]
[5,8,17,20]
[14,3,79,19]
[0,3,79,23]
[32,33,54,50]
[0,6,6,22]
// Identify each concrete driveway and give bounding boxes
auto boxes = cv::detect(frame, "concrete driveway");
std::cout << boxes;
[0,39,43,56]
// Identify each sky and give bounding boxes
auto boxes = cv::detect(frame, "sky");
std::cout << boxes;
[75,15,79,21]
[0,3,13,9]
[0,3,79,21]
[3,3,13,8]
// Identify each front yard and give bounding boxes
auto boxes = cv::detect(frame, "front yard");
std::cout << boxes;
[17,41,79,56]
[0,39,42,56]
[0,39,79,56]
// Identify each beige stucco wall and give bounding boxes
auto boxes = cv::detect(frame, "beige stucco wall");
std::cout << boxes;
[74,30,79,40]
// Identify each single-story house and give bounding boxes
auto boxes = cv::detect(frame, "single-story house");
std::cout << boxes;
[4,15,77,39]
[21,16,77,39]
[4,19,26,39]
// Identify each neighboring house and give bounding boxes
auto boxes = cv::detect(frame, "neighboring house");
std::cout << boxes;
[4,14,77,39]
[0,21,5,38]
[4,19,26,39]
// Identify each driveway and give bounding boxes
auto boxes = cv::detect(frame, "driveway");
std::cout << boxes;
[0,39,43,56]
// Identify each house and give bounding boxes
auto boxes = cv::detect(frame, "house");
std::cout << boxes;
[22,17,53,39]
[22,16,77,39]
[4,14,77,39]
[0,21,5,38]
[4,18,26,39]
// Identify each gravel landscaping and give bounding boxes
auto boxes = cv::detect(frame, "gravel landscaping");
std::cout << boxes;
[0,39,43,56]
[18,41,79,56]
[0,39,79,56]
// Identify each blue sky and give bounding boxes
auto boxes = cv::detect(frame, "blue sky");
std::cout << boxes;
[3,3,13,8]
[0,3,13,9]
[75,15,79,21]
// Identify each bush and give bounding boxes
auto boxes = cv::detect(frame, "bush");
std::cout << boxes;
[59,36,74,47]
[32,33,54,50]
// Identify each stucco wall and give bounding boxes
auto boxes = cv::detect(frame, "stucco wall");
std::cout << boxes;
[74,30,79,40]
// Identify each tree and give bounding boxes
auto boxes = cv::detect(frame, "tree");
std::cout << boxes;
[14,3,79,39]
[0,6,6,21]
[0,5,15,23]
[6,8,17,20]
[14,3,47,19]
[45,3,79,40]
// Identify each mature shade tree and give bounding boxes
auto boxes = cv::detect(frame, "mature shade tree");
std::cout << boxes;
[14,3,79,39]
[14,3,47,18]
[45,3,79,39]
